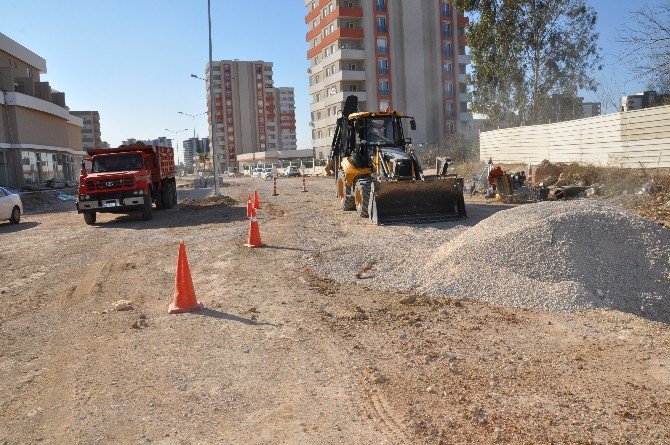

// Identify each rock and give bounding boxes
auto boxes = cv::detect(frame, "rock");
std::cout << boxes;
[426,386,436,394]
[112,300,133,311]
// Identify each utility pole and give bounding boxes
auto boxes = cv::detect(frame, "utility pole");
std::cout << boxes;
[208,0,220,196]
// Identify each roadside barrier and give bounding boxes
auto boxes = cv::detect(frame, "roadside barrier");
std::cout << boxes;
[253,190,261,209]
[168,242,204,314]
[302,172,308,193]
[272,175,279,197]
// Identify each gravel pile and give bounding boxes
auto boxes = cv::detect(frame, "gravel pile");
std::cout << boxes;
[415,200,670,320]
[311,200,670,322]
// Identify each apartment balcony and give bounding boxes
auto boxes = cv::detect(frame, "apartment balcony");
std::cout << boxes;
[309,48,365,76]
[458,72,467,83]
[308,28,364,59]
[310,91,366,112]
[459,112,473,122]
[309,69,365,95]
[459,92,469,103]
[458,54,471,65]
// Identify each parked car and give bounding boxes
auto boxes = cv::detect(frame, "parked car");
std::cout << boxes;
[261,168,275,179]
[251,168,264,178]
[0,187,23,224]
[284,165,302,177]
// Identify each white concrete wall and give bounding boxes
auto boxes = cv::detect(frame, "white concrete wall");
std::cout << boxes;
[480,105,670,168]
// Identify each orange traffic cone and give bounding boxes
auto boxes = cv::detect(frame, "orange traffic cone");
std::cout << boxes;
[168,242,204,314]
[245,207,266,248]
[246,194,253,218]
[253,190,261,209]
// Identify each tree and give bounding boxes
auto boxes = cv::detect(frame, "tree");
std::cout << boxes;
[198,152,210,173]
[618,2,670,94]
[455,0,601,127]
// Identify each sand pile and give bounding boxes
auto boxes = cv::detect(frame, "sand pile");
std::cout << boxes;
[178,195,237,210]
[415,200,670,321]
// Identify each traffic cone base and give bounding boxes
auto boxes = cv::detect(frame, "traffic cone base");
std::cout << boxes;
[168,301,204,314]
[168,242,205,314]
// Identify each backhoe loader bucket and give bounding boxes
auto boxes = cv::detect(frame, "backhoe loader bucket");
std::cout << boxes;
[369,177,466,225]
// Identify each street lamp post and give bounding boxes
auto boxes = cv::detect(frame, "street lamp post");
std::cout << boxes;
[178,111,207,142]
[191,72,222,195]
[164,128,188,174]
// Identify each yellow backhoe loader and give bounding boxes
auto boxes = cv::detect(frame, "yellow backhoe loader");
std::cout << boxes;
[326,96,466,225]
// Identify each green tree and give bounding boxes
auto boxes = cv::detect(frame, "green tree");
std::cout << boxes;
[455,0,601,127]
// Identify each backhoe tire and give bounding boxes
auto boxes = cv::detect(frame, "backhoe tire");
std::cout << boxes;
[355,180,371,218]
[141,195,153,221]
[341,183,356,211]
[83,212,96,225]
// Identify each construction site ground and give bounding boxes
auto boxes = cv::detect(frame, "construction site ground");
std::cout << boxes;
[1,176,669,444]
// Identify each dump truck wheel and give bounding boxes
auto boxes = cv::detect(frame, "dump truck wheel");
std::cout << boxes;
[83,212,96,225]
[155,186,165,210]
[170,180,178,208]
[141,195,153,221]
[355,180,371,218]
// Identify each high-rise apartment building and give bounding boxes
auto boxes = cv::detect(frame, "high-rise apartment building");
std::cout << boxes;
[71,111,102,150]
[305,0,472,158]
[182,137,210,172]
[205,60,297,171]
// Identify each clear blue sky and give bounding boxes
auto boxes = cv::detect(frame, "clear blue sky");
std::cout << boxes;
[1,0,661,158]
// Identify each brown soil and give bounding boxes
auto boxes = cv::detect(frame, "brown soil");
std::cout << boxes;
[0,177,668,444]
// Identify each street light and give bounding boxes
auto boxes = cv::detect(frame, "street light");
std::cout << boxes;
[190,72,222,195]
[164,128,189,173]
[178,111,207,141]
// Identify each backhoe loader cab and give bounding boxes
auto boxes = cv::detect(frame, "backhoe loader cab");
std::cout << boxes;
[327,95,466,225]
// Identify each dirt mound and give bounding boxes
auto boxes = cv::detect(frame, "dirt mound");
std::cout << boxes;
[178,195,237,210]
[21,189,77,212]
[416,200,670,321]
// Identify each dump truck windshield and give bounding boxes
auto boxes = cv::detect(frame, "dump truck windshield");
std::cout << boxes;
[365,118,395,145]
[93,154,144,173]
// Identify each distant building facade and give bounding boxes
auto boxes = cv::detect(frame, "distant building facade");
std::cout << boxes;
[71,111,102,150]
[0,32,84,189]
[182,137,210,172]
[205,60,297,172]
[621,91,670,112]
[122,137,173,148]
[582,102,602,118]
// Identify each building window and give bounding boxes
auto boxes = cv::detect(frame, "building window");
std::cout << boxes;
[443,23,452,38]
[380,101,389,111]
[26,67,33,78]
[444,62,453,77]
[445,82,454,97]
[445,101,455,117]
[348,84,358,92]
[378,59,389,75]
[377,38,388,54]
[376,17,387,33]
[459,63,467,75]
[443,42,453,57]
[442,2,452,17]
[447,122,456,134]
[376,0,387,12]
[379,80,389,96]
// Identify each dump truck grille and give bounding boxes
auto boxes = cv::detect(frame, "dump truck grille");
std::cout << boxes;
[87,177,133,190]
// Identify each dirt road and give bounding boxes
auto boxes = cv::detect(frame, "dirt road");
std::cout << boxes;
[1,177,668,444]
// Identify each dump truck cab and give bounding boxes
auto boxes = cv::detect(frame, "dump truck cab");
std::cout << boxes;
[328,95,466,224]
[77,144,177,225]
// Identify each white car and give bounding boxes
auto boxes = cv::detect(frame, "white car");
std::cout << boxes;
[284,166,301,177]
[261,168,275,180]
[0,187,23,224]
[251,168,264,178]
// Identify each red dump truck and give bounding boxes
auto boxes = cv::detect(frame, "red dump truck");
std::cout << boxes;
[77,144,177,225]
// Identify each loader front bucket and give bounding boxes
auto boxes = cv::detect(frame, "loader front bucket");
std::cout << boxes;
[369,177,466,225]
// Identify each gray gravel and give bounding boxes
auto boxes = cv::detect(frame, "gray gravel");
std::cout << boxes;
[311,200,670,322]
